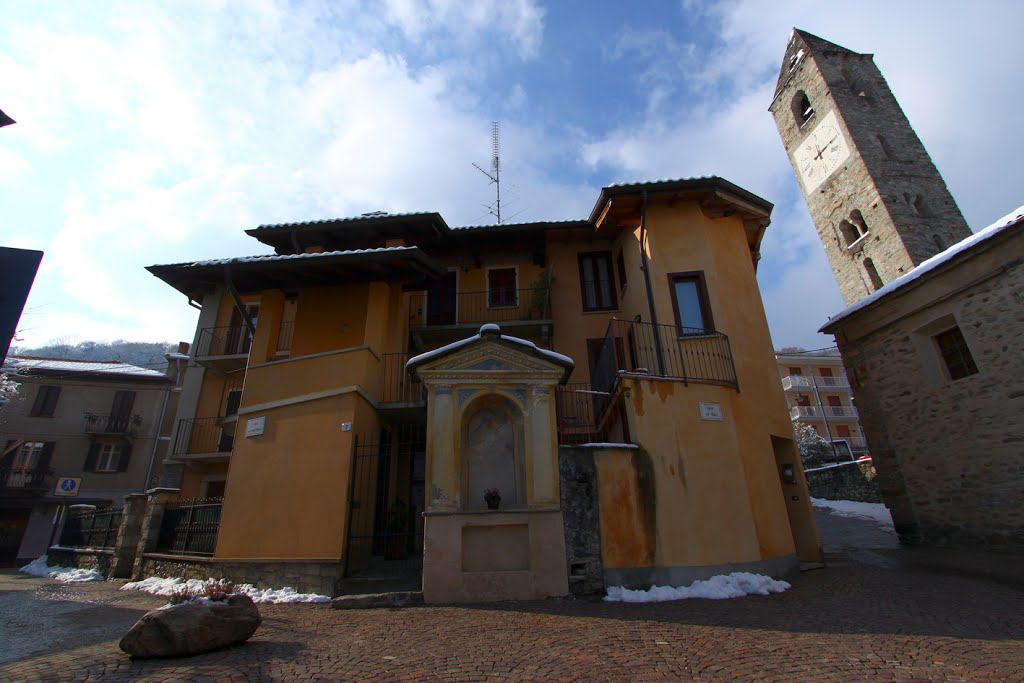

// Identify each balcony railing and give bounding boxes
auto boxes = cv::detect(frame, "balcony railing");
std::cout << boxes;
[84,413,142,436]
[592,318,739,396]
[173,417,236,456]
[409,287,551,327]
[555,383,608,445]
[781,374,850,391]
[195,325,253,358]
[381,353,424,404]
[0,466,52,491]
[155,498,223,556]
[791,405,859,420]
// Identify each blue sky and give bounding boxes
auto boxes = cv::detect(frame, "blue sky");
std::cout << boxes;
[2,0,1022,351]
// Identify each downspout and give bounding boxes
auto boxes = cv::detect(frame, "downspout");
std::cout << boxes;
[144,376,173,490]
[224,262,256,336]
[638,189,666,376]
[290,229,302,255]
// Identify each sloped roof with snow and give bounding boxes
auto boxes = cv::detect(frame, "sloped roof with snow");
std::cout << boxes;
[821,205,1024,332]
[4,357,171,381]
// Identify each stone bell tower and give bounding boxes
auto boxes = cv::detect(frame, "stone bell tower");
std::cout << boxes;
[769,29,972,306]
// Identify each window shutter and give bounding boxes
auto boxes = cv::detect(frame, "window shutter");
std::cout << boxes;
[42,386,61,416]
[37,442,55,472]
[30,387,47,416]
[117,442,133,472]
[83,442,101,471]
[1,440,15,468]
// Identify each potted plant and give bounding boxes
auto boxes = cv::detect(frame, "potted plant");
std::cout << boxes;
[484,488,501,510]
[385,499,409,560]
[529,269,550,319]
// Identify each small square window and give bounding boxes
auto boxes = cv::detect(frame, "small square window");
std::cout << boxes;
[934,327,978,380]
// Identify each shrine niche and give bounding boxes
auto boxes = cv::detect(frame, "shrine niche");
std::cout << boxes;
[406,324,573,603]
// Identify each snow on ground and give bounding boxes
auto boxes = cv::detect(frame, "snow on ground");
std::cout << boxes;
[20,557,105,583]
[811,497,894,527]
[121,576,331,604]
[604,572,791,603]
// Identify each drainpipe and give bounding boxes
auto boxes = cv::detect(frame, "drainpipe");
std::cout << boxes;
[144,372,174,490]
[224,262,256,335]
[638,189,666,375]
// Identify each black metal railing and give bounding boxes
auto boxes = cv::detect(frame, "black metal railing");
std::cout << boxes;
[83,412,142,436]
[276,321,294,353]
[195,325,253,358]
[381,353,424,404]
[555,383,608,445]
[173,417,236,456]
[154,498,223,556]
[59,506,123,549]
[409,287,551,327]
[593,318,739,394]
[0,465,52,491]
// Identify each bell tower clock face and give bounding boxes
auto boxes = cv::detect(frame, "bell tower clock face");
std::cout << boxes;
[793,110,851,193]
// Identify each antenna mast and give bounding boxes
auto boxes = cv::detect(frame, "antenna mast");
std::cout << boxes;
[473,121,502,224]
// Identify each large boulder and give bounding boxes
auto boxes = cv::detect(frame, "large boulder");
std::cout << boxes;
[119,594,262,658]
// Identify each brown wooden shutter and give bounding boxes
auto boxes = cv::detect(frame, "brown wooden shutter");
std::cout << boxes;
[83,442,101,471]
[37,442,55,472]
[30,387,48,416]
[42,386,61,416]
[1,440,15,468]
[111,391,136,421]
[117,442,133,472]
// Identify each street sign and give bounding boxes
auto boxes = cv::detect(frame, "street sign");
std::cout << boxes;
[54,477,81,497]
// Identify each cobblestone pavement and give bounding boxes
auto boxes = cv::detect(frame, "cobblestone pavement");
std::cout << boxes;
[1,508,1022,682]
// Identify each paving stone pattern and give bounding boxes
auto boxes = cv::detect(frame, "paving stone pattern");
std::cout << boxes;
[2,538,1023,682]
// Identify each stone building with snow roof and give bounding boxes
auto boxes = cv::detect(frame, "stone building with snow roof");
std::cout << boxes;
[0,356,180,565]
[146,176,823,600]
[771,28,1024,549]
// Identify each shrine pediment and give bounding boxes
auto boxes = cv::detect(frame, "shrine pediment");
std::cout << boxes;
[407,324,573,383]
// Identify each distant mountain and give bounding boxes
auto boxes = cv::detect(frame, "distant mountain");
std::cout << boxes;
[9,340,178,369]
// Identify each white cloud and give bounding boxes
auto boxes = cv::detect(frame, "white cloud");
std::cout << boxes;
[382,0,545,58]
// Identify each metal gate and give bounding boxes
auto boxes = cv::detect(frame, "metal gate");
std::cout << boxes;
[343,424,425,586]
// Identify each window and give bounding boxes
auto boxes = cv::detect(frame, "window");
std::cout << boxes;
[792,90,813,126]
[840,210,869,248]
[616,250,627,292]
[13,442,45,472]
[3,441,52,488]
[835,425,851,438]
[30,385,61,417]
[95,443,122,472]
[224,390,242,417]
[487,267,518,308]
[788,367,803,375]
[668,272,713,334]
[935,326,978,380]
[578,252,617,311]
[863,258,884,291]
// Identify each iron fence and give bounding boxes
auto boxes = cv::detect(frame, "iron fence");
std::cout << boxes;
[59,506,123,549]
[409,287,551,327]
[555,383,608,445]
[593,318,739,394]
[173,417,236,456]
[381,353,424,404]
[154,498,223,556]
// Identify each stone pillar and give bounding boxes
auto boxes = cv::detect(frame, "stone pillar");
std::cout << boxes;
[426,385,459,511]
[131,488,181,581]
[110,494,147,579]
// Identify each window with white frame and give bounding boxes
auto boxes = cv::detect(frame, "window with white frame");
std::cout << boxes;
[95,443,122,472]
[13,442,44,471]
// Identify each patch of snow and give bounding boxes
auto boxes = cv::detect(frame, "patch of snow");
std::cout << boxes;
[811,497,893,527]
[577,443,640,449]
[406,325,574,369]
[605,572,790,603]
[20,557,105,583]
[121,575,331,604]
[823,204,1024,329]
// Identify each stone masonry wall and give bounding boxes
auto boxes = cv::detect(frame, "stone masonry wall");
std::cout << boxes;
[558,446,604,596]
[833,234,1024,549]
[140,554,344,596]
[47,548,114,576]
[804,460,882,504]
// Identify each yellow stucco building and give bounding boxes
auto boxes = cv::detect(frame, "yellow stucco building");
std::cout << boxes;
[148,176,821,600]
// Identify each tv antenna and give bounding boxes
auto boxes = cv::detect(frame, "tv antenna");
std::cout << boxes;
[473,121,503,224]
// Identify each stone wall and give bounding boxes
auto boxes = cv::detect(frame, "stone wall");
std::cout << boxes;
[139,554,344,596]
[47,547,114,575]
[558,447,604,596]
[804,460,882,503]
[829,226,1024,549]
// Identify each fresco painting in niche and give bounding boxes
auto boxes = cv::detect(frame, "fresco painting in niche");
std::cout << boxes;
[465,397,525,509]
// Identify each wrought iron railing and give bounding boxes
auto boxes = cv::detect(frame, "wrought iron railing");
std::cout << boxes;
[83,413,142,436]
[409,287,551,327]
[173,417,236,456]
[0,465,52,490]
[155,498,223,556]
[555,383,608,445]
[59,506,123,549]
[592,318,739,395]
[381,353,424,404]
[195,325,253,358]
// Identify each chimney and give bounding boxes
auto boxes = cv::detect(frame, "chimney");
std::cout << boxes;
[177,341,190,354]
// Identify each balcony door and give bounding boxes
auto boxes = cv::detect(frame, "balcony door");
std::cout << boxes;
[427,272,457,326]
[108,391,135,433]
[226,305,259,355]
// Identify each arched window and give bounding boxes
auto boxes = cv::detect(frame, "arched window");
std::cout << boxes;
[791,90,813,126]
[850,210,869,237]
[864,258,884,291]
[841,210,869,247]
[462,395,526,509]
[911,194,928,216]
